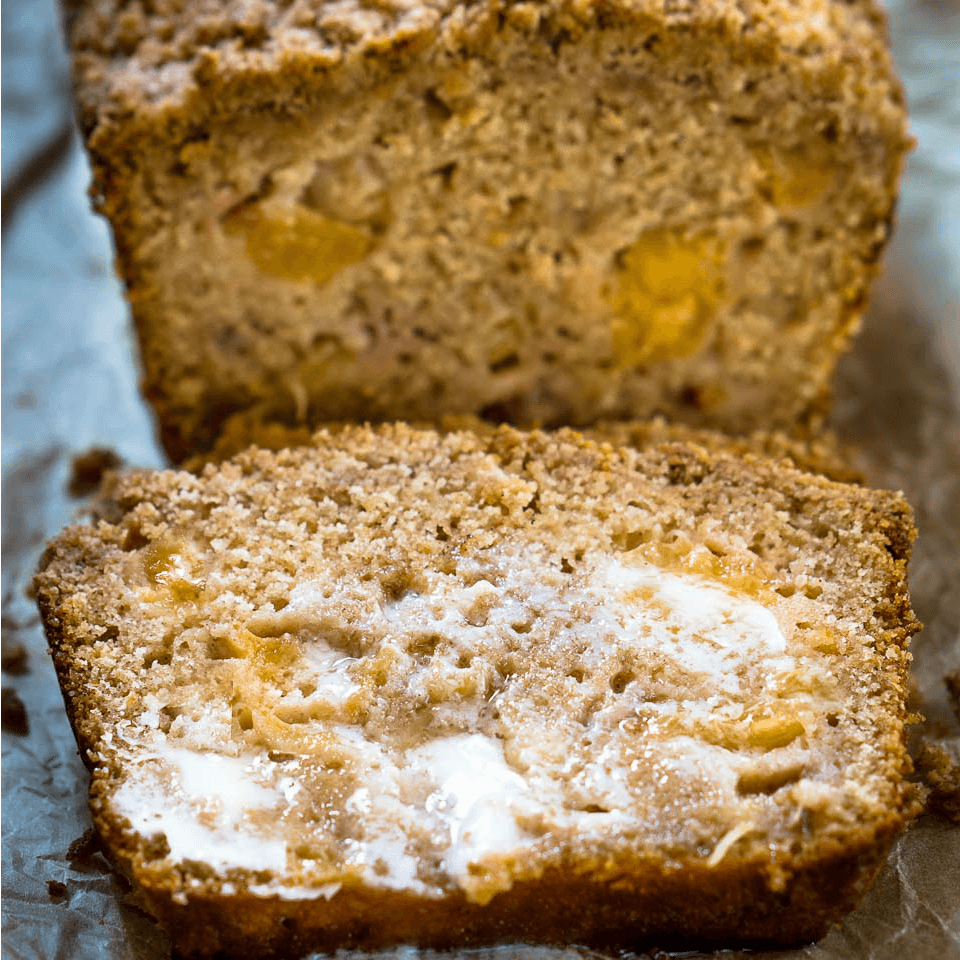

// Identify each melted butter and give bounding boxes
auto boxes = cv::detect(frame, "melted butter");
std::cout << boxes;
[611,228,724,365]
[125,544,841,900]
[113,738,289,873]
[143,539,203,602]
[224,205,373,285]
[412,734,531,903]
[600,559,788,689]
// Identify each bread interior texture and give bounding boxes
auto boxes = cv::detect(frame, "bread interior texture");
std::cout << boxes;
[86,2,908,458]
[35,427,917,952]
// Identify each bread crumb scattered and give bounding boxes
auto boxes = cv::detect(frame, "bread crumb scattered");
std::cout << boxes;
[68,448,123,498]
[1,635,28,676]
[67,828,103,867]
[944,670,960,725]
[913,740,960,823]
[1,687,29,736]
[47,880,69,903]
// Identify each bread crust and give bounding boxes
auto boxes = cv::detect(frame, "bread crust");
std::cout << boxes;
[85,791,907,957]
[183,414,863,483]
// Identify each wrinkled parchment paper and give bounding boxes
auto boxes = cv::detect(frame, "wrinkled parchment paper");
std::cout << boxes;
[2,0,958,955]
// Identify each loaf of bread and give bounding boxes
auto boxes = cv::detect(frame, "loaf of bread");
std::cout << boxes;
[67,0,910,461]
[35,424,919,957]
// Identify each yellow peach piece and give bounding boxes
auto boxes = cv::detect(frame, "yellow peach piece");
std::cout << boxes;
[612,228,723,365]
[225,206,373,285]
[748,715,806,750]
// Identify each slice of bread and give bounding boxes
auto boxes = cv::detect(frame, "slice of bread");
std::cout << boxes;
[35,424,918,957]
[67,0,909,461]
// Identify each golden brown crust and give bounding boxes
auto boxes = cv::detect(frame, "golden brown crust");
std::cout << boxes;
[35,424,919,957]
[69,0,907,125]
[589,419,864,484]
[88,806,906,957]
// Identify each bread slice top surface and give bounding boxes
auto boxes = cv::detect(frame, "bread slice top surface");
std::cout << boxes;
[188,414,863,485]
[35,424,918,908]
[68,0,906,157]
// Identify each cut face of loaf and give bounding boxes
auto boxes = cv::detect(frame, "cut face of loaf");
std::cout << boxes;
[35,425,919,958]
[69,0,910,460]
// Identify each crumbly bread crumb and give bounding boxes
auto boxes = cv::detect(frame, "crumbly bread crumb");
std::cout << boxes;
[1,636,29,676]
[186,414,859,484]
[35,424,919,957]
[67,0,910,461]
[590,418,862,483]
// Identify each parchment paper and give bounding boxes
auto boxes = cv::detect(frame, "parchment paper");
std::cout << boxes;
[2,0,958,955]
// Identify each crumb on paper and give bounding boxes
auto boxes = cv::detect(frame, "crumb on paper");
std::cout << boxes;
[68,447,123,498]
[47,880,69,903]
[945,670,960,725]
[67,827,100,869]
[67,827,117,890]
[1,635,28,675]
[913,740,960,823]
[1,687,29,736]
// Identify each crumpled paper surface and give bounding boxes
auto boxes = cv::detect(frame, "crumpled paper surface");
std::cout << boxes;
[2,0,958,954]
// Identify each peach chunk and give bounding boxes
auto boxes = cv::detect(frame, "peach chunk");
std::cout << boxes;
[225,205,373,285]
[611,228,724,365]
